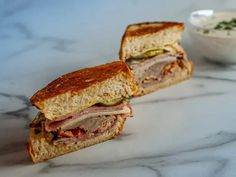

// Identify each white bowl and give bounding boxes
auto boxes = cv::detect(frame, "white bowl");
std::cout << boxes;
[188,9,236,64]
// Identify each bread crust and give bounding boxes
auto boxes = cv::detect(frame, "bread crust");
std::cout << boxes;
[124,21,184,37]
[31,61,136,110]
[119,21,184,60]
[28,113,127,163]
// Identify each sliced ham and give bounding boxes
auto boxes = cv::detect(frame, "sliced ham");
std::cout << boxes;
[128,53,178,71]
[45,101,131,132]
[53,114,128,145]
[126,52,184,89]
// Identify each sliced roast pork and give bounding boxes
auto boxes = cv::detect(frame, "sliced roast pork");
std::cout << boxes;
[45,101,131,132]
[43,101,132,144]
[126,52,185,89]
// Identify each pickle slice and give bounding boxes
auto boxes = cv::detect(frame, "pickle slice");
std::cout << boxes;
[131,48,165,59]
[99,97,124,106]
[143,49,165,58]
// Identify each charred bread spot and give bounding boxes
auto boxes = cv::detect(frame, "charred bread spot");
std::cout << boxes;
[126,21,184,37]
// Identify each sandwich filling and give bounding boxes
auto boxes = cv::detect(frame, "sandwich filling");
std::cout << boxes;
[30,101,131,144]
[126,44,188,91]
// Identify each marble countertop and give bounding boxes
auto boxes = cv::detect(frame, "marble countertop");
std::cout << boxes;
[1,0,236,177]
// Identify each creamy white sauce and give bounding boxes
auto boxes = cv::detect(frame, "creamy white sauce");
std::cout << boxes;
[190,10,236,37]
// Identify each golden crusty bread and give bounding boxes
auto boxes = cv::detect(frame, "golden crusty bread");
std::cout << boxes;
[119,22,184,61]
[31,61,137,120]
[135,60,193,96]
[28,113,126,163]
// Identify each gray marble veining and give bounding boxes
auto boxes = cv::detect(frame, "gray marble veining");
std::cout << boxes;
[1,0,236,177]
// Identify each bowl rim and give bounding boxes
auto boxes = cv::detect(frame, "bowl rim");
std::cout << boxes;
[188,9,236,38]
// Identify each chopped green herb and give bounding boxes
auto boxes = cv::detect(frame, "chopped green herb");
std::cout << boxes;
[203,29,210,34]
[214,18,236,30]
[225,26,233,30]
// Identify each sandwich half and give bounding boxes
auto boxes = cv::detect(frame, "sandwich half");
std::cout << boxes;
[119,22,193,96]
[28,61,137,163]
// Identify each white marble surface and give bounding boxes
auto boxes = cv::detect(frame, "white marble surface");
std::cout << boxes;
[1,0,236,177]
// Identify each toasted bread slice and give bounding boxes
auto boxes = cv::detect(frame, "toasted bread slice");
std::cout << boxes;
[119,22,184,61]
[136,60,193,96]
[28,113,126,163]
[31,61,137,120]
